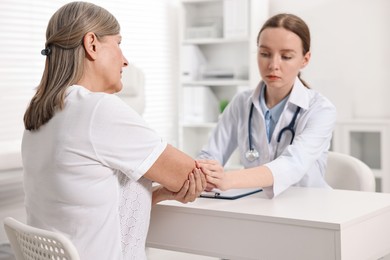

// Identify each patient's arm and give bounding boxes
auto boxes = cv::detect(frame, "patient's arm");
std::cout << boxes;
[144,144,196,192]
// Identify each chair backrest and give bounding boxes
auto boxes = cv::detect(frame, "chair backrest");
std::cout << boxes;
[3,217,80,260]
[325,151,376,192]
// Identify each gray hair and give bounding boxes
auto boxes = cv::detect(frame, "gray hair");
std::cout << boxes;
[24,1,120,130]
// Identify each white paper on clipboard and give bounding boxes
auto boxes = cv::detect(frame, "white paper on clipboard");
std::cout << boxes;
[200,187,262,200]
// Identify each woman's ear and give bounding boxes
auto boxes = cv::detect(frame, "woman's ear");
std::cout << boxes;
[83,32,98,60]
[301,51,311,68]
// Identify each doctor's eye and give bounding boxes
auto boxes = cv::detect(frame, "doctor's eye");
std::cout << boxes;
[281,55,292,60]
[259,52,270,58]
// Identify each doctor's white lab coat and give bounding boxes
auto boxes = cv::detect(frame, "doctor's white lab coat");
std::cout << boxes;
[198,77,337,198]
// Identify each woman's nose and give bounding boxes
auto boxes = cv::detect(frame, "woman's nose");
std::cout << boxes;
[268,56,280,70]
[123,56,129,67]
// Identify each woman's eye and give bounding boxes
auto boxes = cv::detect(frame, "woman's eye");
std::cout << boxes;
[259,52,270,58]
[282,55,292,60]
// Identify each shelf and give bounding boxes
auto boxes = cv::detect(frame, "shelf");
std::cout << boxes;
[183,37,249,45]
[182,79,249,86]
[180,122,217,128]
[182,0,222,3]
[179,0,257,162]
[332,120,390,192]
[373,169,382,179]
[337,119,390,124]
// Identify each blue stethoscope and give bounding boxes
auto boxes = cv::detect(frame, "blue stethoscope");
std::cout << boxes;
[245,103,301,161]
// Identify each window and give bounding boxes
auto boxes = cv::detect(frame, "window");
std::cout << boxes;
[0,0,179,146]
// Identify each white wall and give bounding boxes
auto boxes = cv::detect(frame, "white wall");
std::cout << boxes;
[267,0,390,120]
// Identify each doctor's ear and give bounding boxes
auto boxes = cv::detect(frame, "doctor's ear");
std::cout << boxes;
[301,51,311,68]
[83,32,98,60]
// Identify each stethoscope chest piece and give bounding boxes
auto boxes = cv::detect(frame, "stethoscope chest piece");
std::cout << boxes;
[245,149,259,162]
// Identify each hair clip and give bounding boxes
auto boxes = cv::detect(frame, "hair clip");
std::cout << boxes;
[41,47,51,56]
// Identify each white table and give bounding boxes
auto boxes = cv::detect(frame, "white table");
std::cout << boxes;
[146,187,390,260]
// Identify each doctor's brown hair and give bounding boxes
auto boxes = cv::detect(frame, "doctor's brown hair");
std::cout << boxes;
[257,13,311,88]
[24,1,120,131]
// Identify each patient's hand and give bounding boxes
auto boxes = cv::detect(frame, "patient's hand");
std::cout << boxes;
[173,168,206,203]
[152,168,206,204]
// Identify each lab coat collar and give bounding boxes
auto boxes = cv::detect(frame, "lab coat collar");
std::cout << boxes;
[251,82,263,112]
[288,77,311,110]
[251,77,311,111]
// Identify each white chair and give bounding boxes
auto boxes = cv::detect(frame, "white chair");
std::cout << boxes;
[3,217,80,260]
[325,151,376,192]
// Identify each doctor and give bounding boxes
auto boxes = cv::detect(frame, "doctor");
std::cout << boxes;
[197,13,337,198]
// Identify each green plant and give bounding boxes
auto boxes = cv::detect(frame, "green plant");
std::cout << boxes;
[219,99,229,113]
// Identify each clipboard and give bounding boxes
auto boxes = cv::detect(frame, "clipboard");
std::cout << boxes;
[200,188,262,200]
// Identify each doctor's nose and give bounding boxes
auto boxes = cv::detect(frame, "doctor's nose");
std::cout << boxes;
[268,56,281,70]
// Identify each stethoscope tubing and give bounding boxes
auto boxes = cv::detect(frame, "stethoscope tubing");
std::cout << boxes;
[277,106,301,144]
[248,103,255,151]
[247,103,301,160]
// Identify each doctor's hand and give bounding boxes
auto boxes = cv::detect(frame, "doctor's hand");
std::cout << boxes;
[197,159,230,191]
[152,168,206,205]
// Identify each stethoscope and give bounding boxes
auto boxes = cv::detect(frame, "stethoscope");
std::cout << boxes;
[245,103,301,161]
